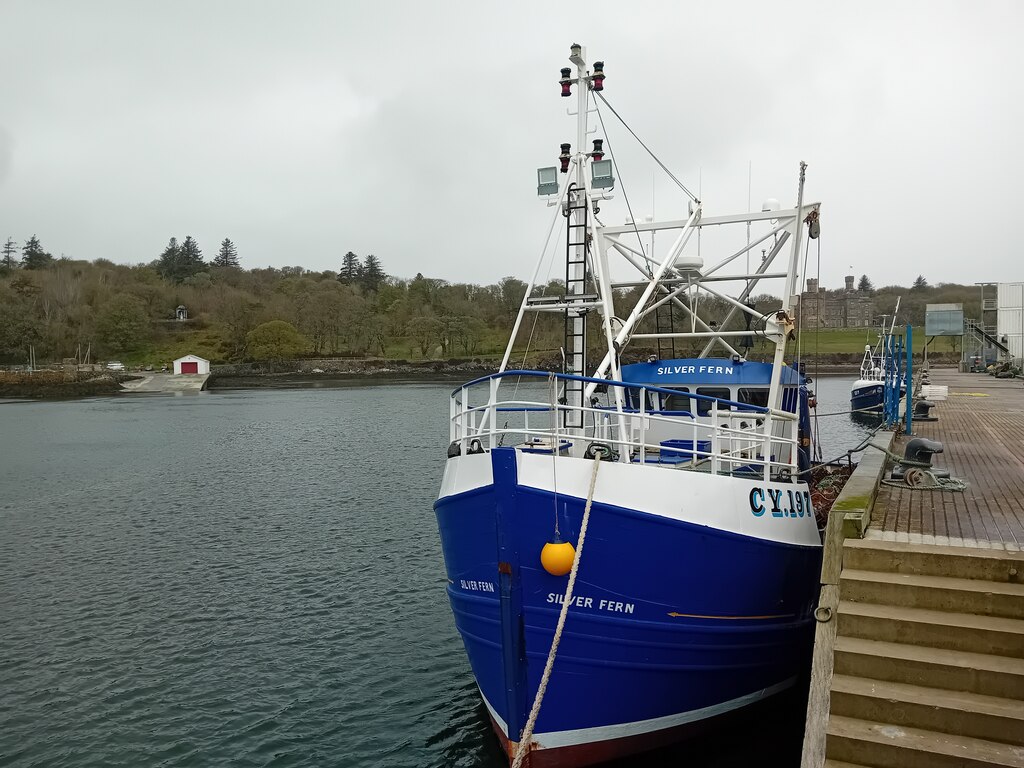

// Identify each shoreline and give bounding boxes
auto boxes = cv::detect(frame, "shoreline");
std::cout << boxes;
[1,360,962,398]
[0,371,133,399]
[205,359,496,390]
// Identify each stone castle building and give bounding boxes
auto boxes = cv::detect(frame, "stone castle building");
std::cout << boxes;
[798,275,873,329]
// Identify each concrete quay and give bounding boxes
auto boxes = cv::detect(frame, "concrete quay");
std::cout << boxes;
[872,370,1024,549]
[802,368,1024,768]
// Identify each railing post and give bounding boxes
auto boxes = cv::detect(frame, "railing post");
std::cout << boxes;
[462,385,472,444]
[488,377,499,449]
[639,386,647,464]
[450,391,458,443]
[711,400,719,475]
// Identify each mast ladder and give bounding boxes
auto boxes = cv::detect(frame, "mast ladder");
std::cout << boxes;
[654,300,677,360]
[563,183,590,429]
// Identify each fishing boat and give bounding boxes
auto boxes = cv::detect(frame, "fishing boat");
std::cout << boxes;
[434,44,823,767]
[850,298,903,414]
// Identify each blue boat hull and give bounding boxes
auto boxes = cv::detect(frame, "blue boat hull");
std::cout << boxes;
[851,384,884,413]
[434,449,821,766]
[851,382,906,414]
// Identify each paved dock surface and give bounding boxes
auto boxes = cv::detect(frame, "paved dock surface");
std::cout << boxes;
[871,369,1024,550]
[120,373,210,393]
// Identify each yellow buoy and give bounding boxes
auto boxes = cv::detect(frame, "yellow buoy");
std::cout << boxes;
[541,540,576,576]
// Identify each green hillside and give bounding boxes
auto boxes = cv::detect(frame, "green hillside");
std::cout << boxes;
[0,235,977,367]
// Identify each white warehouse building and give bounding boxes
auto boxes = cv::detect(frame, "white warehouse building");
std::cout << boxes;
[997,283,1024,365]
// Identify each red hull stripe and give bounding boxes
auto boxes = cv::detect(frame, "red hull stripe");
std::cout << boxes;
[482,678,795,767]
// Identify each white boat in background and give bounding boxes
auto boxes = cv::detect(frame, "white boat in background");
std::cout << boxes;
[851,298,903,414]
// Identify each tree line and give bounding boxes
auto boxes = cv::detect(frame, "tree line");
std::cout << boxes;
[0,235,551,363]
[0,235,988,365]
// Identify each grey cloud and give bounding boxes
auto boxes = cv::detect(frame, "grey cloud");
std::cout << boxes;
[0,0,1020,286]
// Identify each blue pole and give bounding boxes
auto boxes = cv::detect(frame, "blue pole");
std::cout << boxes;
[885,335,893,426]
[880,335,888,423]
[894,334,903,427]
[905,324,913,435]
[883,335,891,425]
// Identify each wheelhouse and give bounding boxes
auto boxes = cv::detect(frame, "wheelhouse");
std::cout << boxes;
[619,358,803,415]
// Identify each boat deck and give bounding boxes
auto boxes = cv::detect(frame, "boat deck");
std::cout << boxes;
[870,368,1024,551]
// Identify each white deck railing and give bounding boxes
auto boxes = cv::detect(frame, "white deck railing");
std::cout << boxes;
[449,370,800,482]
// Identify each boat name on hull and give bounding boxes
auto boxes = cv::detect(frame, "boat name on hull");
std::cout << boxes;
[547,593,636,613]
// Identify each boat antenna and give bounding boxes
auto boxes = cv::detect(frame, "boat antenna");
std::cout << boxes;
[746,160,752,275]
[593,90,699,203]
[592,96,647,260]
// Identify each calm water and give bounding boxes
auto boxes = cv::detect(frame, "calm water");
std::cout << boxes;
[0,377,870,768]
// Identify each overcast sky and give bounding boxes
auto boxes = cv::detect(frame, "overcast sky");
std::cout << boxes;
[0,1,1020,289]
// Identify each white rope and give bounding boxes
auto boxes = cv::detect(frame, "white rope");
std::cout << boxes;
[510,454,603,768]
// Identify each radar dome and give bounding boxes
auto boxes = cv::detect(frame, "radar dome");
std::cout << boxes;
[675,253,704,274]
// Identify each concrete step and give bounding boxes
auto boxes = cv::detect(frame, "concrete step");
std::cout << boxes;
[837,601,1024,659]
[841,568,1024,619]
[826,714,1024,768]
[823,762,869,768]
[833,636,1024,700]
[831,673,1024,746]
[843,538,1024,582]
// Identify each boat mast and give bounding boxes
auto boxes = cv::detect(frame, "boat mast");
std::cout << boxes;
[562,44,592,432]
[765,162,807,416]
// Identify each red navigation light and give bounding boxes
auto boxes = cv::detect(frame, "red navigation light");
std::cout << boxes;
[591,139,604,162]
[592,61,605,91]
[559,143,571,173]
[559,67,573,97]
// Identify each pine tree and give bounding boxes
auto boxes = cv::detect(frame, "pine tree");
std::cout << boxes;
[179,236,205,278]
[360,254,386,292]
[857,275,873,292]
[338,251,361,285]
[214,238,240,267]
[156,237,182,281]
[1,237,17,273]
[21,235,53,270]
[912,274,929,291]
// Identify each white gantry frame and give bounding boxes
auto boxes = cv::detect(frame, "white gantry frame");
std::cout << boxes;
[494,45,821,477]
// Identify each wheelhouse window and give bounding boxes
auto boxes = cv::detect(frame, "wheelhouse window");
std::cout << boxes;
[737,388,769,411]
[695,387,731,416]
[625,388,655,412]
[659,387,691,413]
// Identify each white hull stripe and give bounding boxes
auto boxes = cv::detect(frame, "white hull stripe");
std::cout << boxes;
[517,453,821,547]
[480,676,796,750]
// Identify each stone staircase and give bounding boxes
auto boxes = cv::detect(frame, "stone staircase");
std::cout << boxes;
[824,538,1024,768]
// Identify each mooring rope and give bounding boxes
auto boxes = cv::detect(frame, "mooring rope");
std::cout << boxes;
[813,405,886,417]
[881,476,969,492]
[510,452,604,768]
